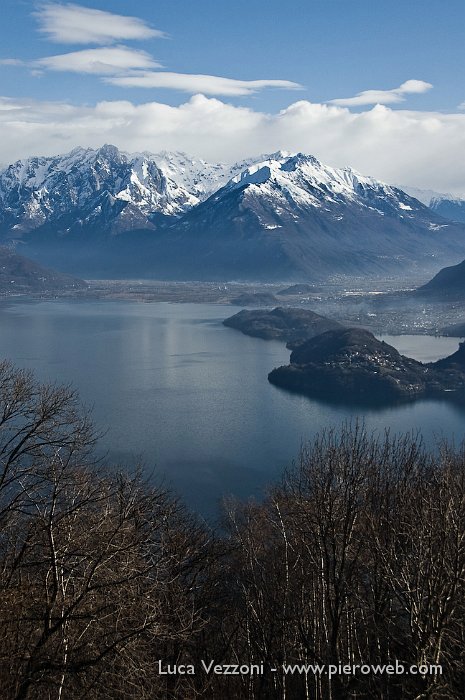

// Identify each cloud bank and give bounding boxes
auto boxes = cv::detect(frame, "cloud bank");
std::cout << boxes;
[0,95,464,195]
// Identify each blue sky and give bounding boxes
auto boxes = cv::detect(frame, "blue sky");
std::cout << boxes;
[0,1,464,193]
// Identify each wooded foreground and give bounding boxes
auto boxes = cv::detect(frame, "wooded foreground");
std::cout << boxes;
[0,360,463,699]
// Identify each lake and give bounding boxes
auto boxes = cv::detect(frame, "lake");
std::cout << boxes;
[1,299,464,516]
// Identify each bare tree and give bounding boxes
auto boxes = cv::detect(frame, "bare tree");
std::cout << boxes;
[0,364,463,700]
[222,425,465,700]
[0,362,218,700]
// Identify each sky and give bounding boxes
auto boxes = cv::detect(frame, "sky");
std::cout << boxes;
[0,0,464,194]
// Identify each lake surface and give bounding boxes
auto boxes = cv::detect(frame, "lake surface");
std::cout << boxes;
[1,299,464,516]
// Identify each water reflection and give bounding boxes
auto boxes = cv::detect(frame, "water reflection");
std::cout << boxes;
[0,300,464,516]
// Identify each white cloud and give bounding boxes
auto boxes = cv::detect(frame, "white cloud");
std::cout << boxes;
[0,58,25,66]
[106,72,303,96]
[2,55,302,96]
[398,79,434,94]
[34,47,161,75]
[329,79,433,107]
[0,94,464,196]
[0,4,300,97]
[34,3,165,44]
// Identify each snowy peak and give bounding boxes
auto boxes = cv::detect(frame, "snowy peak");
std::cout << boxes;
[0,145,263,232]
[219,152,425,220]
[148,151,228,200]
[0,145,200,233]
[128,150,261,201]
[227,151,376,196]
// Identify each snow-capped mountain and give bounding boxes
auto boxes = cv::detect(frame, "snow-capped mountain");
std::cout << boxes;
[0,145,199,235]
[222,152,424,220]
[0,145,260,237]
[147,150,257,201]
[398,185,465,224]
[1,146,464,280]
[429,196,465,224]
[166,152,465,279]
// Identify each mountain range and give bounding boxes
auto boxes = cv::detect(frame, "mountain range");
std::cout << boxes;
[1,145,464,281]
[0,145,253,235]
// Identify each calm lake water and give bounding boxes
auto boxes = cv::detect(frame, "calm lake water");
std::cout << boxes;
[0,299,464,516]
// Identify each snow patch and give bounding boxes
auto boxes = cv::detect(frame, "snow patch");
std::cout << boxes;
[428,223,449,231]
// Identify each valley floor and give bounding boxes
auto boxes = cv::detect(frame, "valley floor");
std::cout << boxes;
[13,275,463,338]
